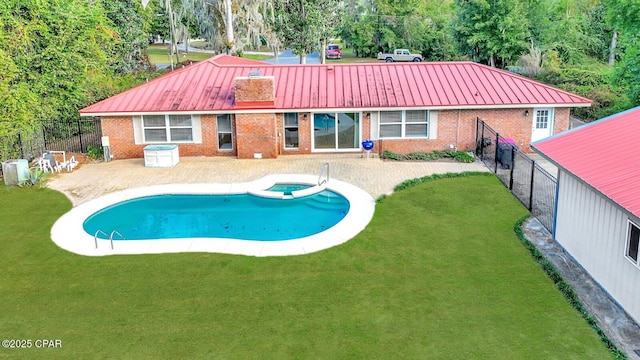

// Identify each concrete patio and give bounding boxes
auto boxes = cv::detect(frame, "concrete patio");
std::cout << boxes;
[46,154,488,206]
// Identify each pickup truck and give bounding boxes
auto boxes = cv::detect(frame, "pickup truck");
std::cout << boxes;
[377,49,423,62]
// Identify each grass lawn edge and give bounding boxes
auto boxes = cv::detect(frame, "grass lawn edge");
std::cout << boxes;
[387,171,627,360]
[514,216,627,360]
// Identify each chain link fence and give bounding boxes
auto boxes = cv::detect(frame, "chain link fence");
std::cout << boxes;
[475,118,557,233]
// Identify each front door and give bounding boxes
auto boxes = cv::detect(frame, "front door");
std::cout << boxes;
[313,112,360,151]
[531,108,554,143]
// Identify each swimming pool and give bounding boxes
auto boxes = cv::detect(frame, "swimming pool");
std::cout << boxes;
[51,174,375,257]
[83,190,349,241]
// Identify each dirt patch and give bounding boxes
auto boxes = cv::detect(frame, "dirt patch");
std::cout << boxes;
[29,152,101,173]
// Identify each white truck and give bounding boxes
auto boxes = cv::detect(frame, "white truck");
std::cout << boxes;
[377,49,423,62]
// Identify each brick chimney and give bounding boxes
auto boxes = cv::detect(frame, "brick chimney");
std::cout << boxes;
[233,71,278,159]
[234,71,275,109]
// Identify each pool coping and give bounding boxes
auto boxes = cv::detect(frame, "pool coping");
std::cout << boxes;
[51,174,375,257]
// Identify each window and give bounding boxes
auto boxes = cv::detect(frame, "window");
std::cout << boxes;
[284,113,299,148]
[379,110,428,138]
[217,114,233,150]
[536,110,550,129]
[169,115,193,141]
[142,115,193,142]
[626,221,640,266]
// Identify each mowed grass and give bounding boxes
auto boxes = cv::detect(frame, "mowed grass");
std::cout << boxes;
[147,44,214,64]
[0,175,612,359]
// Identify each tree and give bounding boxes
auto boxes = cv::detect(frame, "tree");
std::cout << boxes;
[0,41,38,137]
[608,0,640,105]
[454,0,530,67]
[270,0,341,63]
[0,0,143,137]
[338,0,456,60]
[525,0,608,65]
[187,0,273,55]
[102,0,154,73]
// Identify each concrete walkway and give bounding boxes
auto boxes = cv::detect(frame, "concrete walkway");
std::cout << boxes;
[47,154,487,206]
[523,218,640,359]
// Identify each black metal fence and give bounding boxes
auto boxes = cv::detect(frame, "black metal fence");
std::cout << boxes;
[0,118,102,165]
[475,118,557,233]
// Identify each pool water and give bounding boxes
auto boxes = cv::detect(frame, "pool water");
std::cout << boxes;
[83,190,349,241]
[267,183,312,195]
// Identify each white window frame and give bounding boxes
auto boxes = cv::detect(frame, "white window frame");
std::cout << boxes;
[535,109,551,129]
[217,114,233,151]
[283,112,299,149]
[132,114,202,145]
[379,110,429,139]
[625,220,640,268]
[140,114,196,144]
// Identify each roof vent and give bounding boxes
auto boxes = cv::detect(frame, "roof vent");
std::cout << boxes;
[248,69,262,78]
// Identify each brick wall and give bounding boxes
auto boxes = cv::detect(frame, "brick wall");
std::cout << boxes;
[101,115,237,159]
[101,116,139,159]
[278,112,313,155]
[234,76,275,108]
[102,107,571,159]
[374,108,571,155]
[235,113,277,159]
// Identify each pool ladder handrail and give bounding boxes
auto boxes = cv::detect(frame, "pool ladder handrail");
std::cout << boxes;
[109,230,125,250]
[94,230,108,249]
[318,163,329,186]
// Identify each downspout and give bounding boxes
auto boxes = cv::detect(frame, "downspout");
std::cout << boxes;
[456,110,461,150]
[552,170,560,238]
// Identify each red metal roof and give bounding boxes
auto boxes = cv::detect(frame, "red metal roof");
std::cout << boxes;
[532,107,640,218]
[80,54,591,115]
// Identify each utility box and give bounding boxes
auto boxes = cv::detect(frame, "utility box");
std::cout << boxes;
[2,159,29,186]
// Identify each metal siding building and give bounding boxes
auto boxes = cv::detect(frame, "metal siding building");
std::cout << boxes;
[533,106,640,324]
[555,170,640,323]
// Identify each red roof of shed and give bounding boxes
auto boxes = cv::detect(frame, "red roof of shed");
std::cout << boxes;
[532,107,640,218]
[80,55,591,115]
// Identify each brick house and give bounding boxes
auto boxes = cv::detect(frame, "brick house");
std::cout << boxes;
[80,55,591,159]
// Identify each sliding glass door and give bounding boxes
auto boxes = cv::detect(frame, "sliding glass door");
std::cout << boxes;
[313,112,360,151]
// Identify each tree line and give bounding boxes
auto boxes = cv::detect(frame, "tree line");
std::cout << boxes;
[338,0,639,120]
[1,0,638,139]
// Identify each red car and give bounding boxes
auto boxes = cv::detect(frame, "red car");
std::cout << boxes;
[325,44,342,59]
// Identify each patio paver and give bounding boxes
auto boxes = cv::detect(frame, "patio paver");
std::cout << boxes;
[46,154,489,206]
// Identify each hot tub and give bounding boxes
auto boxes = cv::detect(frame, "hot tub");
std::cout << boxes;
[143,144,179,168]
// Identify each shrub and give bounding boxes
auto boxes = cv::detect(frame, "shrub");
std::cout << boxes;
[18,167,48,187]
[86,145,103,160]
[382,149,474,163]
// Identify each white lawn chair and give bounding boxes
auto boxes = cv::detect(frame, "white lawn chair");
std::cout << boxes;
[65,156,79,172]
[38,154,55,172]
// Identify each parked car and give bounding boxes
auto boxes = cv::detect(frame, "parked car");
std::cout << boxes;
[326,44,342,59]
[377,49,423,62]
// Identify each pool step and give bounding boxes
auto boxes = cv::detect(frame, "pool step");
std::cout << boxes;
[306,193,349,211]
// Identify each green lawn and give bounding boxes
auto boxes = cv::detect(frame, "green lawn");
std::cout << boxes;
[0,174,614,359]
[147,44,214,65]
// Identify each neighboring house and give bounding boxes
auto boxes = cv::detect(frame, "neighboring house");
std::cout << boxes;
[80,55,590,159]
[532,107,640,324]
